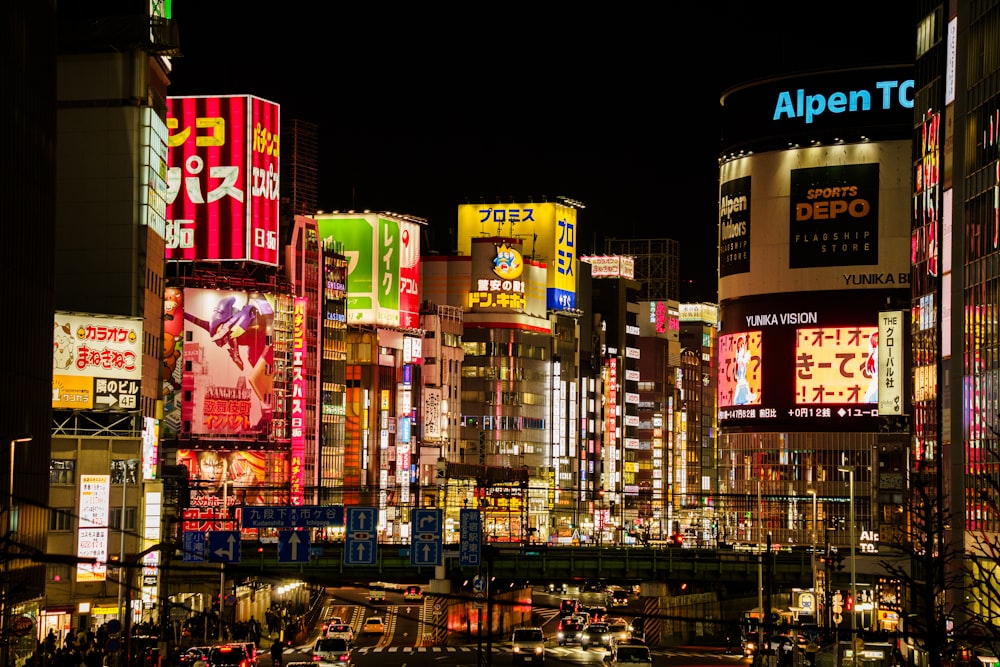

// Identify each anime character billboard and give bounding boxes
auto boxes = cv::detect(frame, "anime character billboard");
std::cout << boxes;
[182,288,275,436]
[718,331,762,407]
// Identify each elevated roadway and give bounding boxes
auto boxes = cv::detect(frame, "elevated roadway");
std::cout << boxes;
[206,543,816,590]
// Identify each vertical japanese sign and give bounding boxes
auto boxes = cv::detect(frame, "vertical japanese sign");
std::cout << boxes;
[377,217,401,326]
[399,219,422,329]
[183,288,275,436]
[165,95,280,265]
[77,475,110,582]
[878,311,904,415]
[291,297,307,504]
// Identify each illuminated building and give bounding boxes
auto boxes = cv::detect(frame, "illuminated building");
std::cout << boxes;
[717,65,913,615]
[42,2,178,643]
[314,212,426,541]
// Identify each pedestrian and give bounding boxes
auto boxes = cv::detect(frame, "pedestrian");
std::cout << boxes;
[269,640,284,667]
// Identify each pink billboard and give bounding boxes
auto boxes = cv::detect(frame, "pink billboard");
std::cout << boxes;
[290,297,306,505]
[182,288,275,436]
[166,95,280,265]
[399,219,421,328]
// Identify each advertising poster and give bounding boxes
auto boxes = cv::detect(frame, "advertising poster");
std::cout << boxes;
[182,288,275,436]
[789,163,880,268]
[165,95,280,265]
[290,297,307,505]
[162,286,185,436]
[718,290,906,431]
[52,313,143,410]
[399,219,422,329]
[468,238,526,313]
[457,202,578,311]
[718,331,763,407]
[719,176,751,277]
[377,217,401,326]
[177,448,289,511]
[77,475,110,582]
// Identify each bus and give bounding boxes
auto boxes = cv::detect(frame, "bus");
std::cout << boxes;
[367,582,386,603]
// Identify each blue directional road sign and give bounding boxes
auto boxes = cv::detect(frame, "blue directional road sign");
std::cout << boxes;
[182,531,206,562]
[206,531,241,563]
[411,508,443,566]
[277,530,311,563]
[344,506,377,565]
[241,505,344,529]
[459,508,482,567]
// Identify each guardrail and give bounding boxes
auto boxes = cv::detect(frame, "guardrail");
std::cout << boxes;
[212,543,815,588]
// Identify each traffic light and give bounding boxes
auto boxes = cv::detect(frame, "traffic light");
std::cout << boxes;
[845,595,854,612]
[833,551,846,571]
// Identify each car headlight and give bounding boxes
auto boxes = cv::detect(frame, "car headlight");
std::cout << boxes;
[513,646,522,653]
[535,647,543,654]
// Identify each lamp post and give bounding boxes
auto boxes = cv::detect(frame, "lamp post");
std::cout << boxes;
[837,466,858,634]
[807,489,818,596]
[117,460,139,628]
[3,434,31,667]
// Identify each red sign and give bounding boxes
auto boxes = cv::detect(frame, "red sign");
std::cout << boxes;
[166,95,280,265]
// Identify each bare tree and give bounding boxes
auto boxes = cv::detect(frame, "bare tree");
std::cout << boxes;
[878,472,961,667]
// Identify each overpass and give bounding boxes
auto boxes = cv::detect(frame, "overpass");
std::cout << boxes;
[204,542,817,593]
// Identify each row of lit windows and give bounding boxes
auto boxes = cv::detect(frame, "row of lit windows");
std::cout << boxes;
[459,390,547,406]
[461,365,549,382]
[461,340,547,360]
[48,507,135,532]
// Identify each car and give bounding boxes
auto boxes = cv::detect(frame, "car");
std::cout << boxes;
[586,606,609,623]
[362,617,385,635]
[403,585,423,601]
[556,615,586,646]
[577,622,613,649]
[511,627,545,664]
[310,637,351,666]
[559,599,580,617]
[606,618,632,643]
[606,638,652,665]
[207,644,254,667]
[180,647,212,667]
[325,623,354,644]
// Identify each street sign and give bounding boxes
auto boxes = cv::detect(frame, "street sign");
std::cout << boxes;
[278,529,311,563]
[12,616,33,637]
[459,508,482,567]
[206,531,241,563]
[344,506,378,565]
[472,575,486,594]
[410,508,442,566]
[241,505,344,529]
[182,531,206,562]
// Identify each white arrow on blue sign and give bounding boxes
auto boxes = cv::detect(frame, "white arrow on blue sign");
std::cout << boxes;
[410,508,443,566]
[278,530,310,563]
[207,531,241,563]
[344,506,378,565]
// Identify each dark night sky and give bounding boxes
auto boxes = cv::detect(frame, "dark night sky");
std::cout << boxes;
[167,2,915,304]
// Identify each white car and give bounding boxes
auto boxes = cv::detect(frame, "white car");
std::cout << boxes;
[325,623,354,644]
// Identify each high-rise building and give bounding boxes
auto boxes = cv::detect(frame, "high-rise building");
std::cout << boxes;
[716,65,914,626]
[3,3,57,665]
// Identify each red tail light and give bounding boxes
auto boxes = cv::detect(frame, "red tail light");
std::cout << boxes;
[338,654,348,661]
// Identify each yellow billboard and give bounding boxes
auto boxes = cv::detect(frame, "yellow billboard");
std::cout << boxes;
[458,202,578,311]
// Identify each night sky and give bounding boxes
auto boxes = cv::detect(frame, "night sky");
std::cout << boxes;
[167,2,915,304]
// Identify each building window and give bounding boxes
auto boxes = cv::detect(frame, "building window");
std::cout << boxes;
[109,508,137,531]
[46,563,71,583]
[49,460,75,485]
[49,508,74,532]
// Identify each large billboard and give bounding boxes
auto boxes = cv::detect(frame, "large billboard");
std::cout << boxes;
[457,202,578,311]
[181,288,276,437]
[52,312,143,410]
[718,142,911,299]
[315,214,422,328]
[177,449,290,511]
[718,290,905,432]
[165,95,280,265]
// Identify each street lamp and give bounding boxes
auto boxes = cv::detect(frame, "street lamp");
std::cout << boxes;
[837,466,858,633]
[807,489,818,595]
[3,434,31,667]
